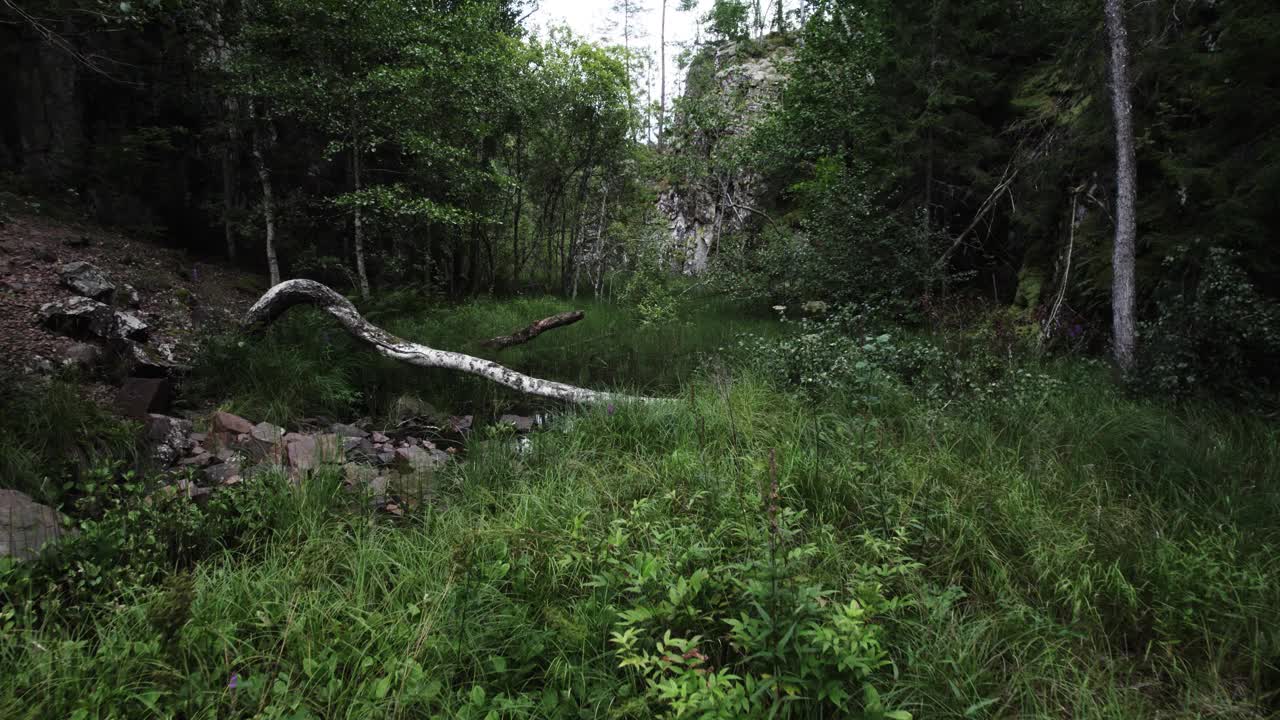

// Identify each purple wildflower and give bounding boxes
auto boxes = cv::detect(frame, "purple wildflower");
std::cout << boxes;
[1068,323,1084,338]
[607,403,616,417]
[228,672,239,690]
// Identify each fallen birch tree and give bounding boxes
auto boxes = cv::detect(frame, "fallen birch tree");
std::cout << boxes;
[482,311,584,350]
[244,280,658,405]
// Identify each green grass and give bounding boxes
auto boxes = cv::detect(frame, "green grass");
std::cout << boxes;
[0,370,140,504]
[192,292,780,426]
[3,299,1279,718]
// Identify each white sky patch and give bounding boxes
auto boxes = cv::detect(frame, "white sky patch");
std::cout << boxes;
[524,1,705,123]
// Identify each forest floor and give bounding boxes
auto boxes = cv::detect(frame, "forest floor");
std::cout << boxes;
[1,220,1278,717]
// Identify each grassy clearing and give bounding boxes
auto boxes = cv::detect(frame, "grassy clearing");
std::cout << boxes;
[3,299,1278,718]
[191,293,780,426]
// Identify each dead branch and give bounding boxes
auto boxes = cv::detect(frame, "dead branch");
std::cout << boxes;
[481,311,585,350]
[244,280,658,405]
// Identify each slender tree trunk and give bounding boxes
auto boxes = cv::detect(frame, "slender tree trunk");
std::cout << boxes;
[1105,0,1137,369]
[248,103,280,286]
[352,142,371,300]
[512,132,525,285]
[659,0,667,146]
[594,182,609,297]
[222,137,237,262]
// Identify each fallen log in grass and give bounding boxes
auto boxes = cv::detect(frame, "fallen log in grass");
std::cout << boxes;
[244,280,658,405]
[482,310,584,350]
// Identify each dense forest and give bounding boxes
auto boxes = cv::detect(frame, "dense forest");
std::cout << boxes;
[1,0,1278,717]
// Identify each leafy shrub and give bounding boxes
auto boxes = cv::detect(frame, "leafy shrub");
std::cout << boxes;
[712,158,932,314]
[1134,245,1280,409]
[735,304,1064,407]
[605,494,915,719]
[0,464,321,625]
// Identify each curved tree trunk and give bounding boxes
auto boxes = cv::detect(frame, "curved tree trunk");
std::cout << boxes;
[244,280,658,405]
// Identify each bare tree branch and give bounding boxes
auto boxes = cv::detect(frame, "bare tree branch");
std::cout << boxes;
[481,311,585,350]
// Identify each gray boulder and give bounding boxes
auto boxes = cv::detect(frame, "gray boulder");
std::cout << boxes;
[113,311,149,341]
[145,414,192,468]
[330,423,369,439]
[0,489,71,561]
[59,261,115,300]
[498,414,536,433]
[40,296,150,343]
[63,342,102,370]
[39,296,116,338]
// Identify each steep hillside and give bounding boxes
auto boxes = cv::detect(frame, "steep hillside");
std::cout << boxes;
[0,195,262,389]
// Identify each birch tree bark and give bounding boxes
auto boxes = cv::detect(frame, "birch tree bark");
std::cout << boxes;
[245,280,658,405]
[352,142,371,299]
[248,101,280,286]
[1105,0,1138,369]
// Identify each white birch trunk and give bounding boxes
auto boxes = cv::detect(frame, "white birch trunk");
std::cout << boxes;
[244,280,661,405]
[248,103,280,287]
[352,143,371,300]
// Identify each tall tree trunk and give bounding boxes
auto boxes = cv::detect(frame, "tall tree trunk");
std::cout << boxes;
[1105,0,1138,369]
[512,131,525,285]
[248,103,280,286]
[659,0,667,146]
[221,133,237,262]
[352,143,371,300]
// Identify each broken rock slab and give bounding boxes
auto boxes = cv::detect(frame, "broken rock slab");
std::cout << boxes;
[59,261,115,300]
[394,446,450,473]
[0,489,72,561]
[39,296,116,338]
[213,411,254,436]
[114,377,173,418]
[330,423,369,439]
[145,414,192,468]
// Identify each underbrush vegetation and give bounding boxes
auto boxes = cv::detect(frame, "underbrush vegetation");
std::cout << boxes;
[0,370,140,504]
[191,293,780,426]
[3,298,1278,718]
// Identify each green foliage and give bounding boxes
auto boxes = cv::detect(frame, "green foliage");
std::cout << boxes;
[704,0,751,42]
[191,309,364,425]
[609,498,914,718]
[1134,245,1280,408]
[736,303,1063,409]
[0,463,322,627]
[0,371,139,504]
[3,351,1278,717]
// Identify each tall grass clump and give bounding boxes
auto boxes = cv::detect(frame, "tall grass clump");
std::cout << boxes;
[0,369,139,504]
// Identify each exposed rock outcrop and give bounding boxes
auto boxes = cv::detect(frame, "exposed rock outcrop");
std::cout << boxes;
[659,39,794,275]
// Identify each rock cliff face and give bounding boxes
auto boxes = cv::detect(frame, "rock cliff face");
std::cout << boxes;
[658,38,793,275]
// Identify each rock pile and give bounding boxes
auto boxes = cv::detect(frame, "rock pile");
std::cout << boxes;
[142,410,488,514]
[36,260,181,376]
